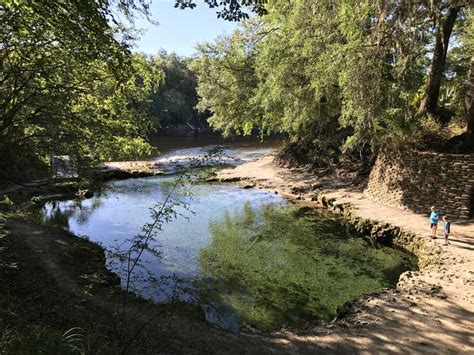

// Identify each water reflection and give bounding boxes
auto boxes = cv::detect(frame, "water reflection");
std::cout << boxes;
[198,204,418,331]
[40,175,286,303]
[43,197,104,228]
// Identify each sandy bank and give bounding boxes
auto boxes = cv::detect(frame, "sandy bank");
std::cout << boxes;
[99,160,164,179]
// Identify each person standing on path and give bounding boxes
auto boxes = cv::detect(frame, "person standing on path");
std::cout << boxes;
[443,215,451,246]
[430,206,440,239]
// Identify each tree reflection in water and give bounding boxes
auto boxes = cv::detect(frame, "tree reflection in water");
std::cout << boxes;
[42,195,105,229]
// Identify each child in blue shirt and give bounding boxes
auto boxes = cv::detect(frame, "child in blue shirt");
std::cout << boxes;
[443,216,450,246]
[429,206,440,239]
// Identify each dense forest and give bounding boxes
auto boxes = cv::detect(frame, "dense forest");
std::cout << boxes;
[146,51,209,129]
[191,0,473,164]
[1,0,473,180]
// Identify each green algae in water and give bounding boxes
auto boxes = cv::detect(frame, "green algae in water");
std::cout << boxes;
[198,203,417,331]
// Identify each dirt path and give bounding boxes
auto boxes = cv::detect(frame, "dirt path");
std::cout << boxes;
[216,154,474,353]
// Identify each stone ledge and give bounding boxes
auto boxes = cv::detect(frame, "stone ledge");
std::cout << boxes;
[314,191,442,269]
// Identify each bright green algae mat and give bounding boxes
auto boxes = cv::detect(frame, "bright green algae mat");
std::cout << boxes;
[198,204,417,331]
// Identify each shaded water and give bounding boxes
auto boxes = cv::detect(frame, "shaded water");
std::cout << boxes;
[40,138,417,332]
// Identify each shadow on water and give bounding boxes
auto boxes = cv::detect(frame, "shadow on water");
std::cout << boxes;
[41,197,105,229]
[197,204,418,332]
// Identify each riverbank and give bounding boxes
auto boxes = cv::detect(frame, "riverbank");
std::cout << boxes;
[1,151,473,353]
[0,161,162,206]
[214,153,474,353]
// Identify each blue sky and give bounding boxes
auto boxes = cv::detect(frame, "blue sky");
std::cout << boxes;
[132,0,238,57]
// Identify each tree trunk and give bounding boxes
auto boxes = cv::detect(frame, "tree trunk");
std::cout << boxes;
[418,6,459,115]
[466,56,474,136]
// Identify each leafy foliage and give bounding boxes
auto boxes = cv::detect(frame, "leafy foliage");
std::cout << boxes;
[191,21,263,137]
[0,1,162,181]
[147,51,207,128]
[174,0,268,21]
[192,0,472,157]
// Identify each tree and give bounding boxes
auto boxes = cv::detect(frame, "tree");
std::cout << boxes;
[254,1,343,146]
[467,57,474,135]
[192,22,263,137]
[148,51,205,128]
[174,0,267,21]
[0,0,162,181]
[193,0,472,157]
[463,9,474,138]
[418,3,462,115]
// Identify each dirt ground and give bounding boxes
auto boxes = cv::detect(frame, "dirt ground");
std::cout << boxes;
[215,154,474,354]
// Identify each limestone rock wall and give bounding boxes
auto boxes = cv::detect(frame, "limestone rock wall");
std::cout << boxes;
[314,192,441,268]
[365,150,474,220]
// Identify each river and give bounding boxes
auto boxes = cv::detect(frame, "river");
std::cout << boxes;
[40,135,417,332]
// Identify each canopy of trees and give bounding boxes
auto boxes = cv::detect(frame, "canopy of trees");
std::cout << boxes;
[1,0,164,180]
[192,0,473,158]
[174,0,268,21]
[146,51,208,129]
[2,0,472,182]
